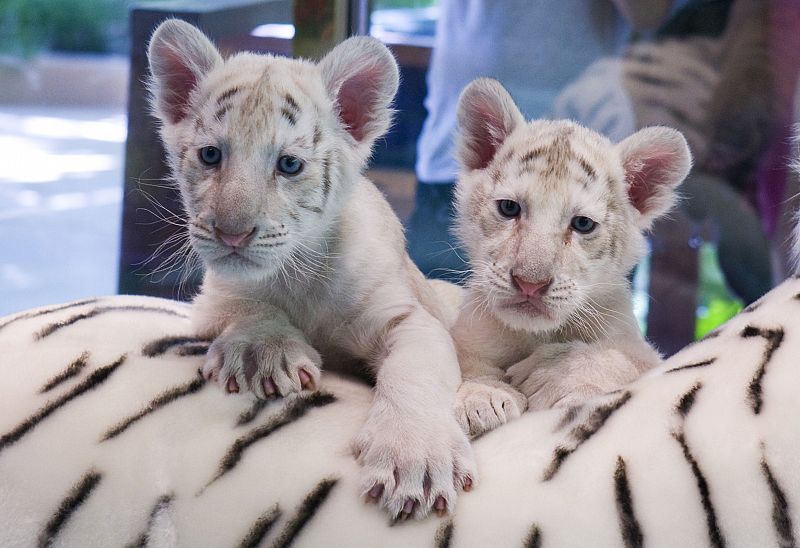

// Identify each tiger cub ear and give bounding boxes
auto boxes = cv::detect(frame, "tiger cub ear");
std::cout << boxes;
[319,36,399,154]
[457,78,525,172]
[616,126,693,230]
[148,19,223,125]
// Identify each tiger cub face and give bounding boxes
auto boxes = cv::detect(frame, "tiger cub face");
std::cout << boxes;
[147,20,398,280]
[454,78,692,332]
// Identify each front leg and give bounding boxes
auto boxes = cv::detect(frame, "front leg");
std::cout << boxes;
[506,340,659,410]
[451,304,528,438]
[351,306,477,520]
[194,289,321,399]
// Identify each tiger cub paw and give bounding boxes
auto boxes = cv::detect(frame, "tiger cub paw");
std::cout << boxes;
[353,402,477,520]
[455,378,527,438]
[202,330,322,399]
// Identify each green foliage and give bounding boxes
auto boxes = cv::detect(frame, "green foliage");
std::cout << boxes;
[695,243,743,339]
[0,0,127,56]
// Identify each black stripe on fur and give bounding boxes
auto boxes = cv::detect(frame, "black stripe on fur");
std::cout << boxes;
[298,202,323,214]
[40,351,90,393]
[741,326,784,414]
[676,382,703,417]
[673,432,726,548]
[142,335,211,358]
[127,494,174,548]
[36,305,188,339]
[0,355,126,453]
[237,504,282,548]
[271,478,338,548]
[206,392,336,486]
[281,108,297,126]
[615,456,644,548]
[38,470,102,548]
[761,454,797,548]
[543,392,632,481]
[666,358,716,374]
[100,376,206,441]
[217,86,242,104]
[435,519,454,548]
[0,298,98,334]
[321,156,331,199]
[524,524,542,548]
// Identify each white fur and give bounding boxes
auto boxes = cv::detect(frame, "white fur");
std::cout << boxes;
[146,20,475,519]
[450,78,692,437]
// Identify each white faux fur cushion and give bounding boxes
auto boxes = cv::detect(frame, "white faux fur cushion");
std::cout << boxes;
[1,278,799,547]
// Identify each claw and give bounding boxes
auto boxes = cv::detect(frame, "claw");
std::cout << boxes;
[463,476,473,492]
[226,377,239,393]
[365,483,384,503]
[263,377,278,397]
[298,368,315,390]
[434,495,447,517]
[400,499,416,520]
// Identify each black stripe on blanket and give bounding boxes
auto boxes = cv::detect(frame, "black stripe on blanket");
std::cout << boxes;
[666,359,716,374]
[615,456,644,548]
[38,470,102,548]
[542,391,632,481]
[142,335,211,357]
[435,519,454,548]
[673,432,726,548]
[741,326,784,414]
[0,355,126,453]
[524,524,542,548]
[40,351,90,393]
[204,392,336,488]
[675,382,703,417]
[271,478,338,548]
[36,305,189,339]
[0,298,98,334]
[553,405,583,432]
[100,376,206,441]
[761,453,797,548]
[237,505,282,548]
[237,399,270,427]
[126,494,174,548]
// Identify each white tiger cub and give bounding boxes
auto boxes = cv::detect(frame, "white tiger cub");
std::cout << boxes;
[147,20,476,519]
[451,78,692,438]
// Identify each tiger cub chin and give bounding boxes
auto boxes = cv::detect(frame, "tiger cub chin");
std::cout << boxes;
[450,78,692,438]
[147,20,476,519]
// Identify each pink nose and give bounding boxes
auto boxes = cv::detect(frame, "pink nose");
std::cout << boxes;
[215,227,256,248]
[513,275,552,297]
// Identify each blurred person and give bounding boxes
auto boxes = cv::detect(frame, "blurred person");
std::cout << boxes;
[407,0,689,280]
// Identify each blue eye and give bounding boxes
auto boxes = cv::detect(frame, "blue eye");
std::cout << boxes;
[497,199,521,218]
[570,215,597,234]
[199,146,221,166]
[277,155,303,175]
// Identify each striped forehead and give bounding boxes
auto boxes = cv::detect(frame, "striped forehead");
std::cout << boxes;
[493,123,611,193]
[194,61,320,141]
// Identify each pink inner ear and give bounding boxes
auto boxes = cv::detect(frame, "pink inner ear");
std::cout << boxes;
[469,102,506,170]
[337,64,383,142]
[158,45,200,124]
[624,148,676,216]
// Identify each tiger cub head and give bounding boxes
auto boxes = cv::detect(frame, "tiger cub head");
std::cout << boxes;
[454,78,692,332]
[147,19,398,280]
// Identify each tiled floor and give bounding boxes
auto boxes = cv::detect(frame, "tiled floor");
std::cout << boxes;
[0,106,126,315]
